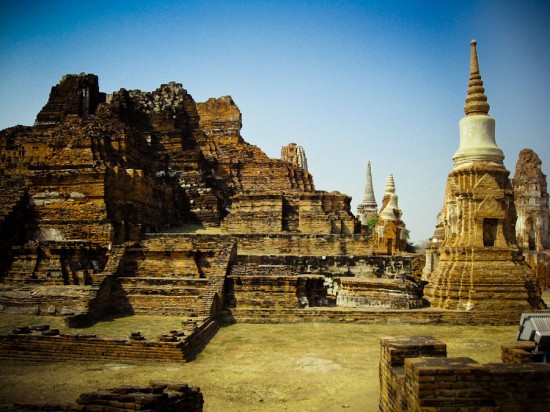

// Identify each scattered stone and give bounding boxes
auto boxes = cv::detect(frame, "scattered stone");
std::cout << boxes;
[60,307,75,316]
[129,331,145,341]
[11,326,30,334]
[30,324,50,332]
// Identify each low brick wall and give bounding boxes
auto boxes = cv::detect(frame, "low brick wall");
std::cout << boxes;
[0,380,203,411]
[224,306,550,325]
[229,254,424,311]
[379,336,550,412]
[234,233,374,255]
[501,341,538,363]
[147,233,374,256]
[0,317,219,363]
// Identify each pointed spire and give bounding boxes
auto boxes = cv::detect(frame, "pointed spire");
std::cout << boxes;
[362,162,377,205]
[464,40,490,116]
[357,161,378,224]
[454,40,503,167]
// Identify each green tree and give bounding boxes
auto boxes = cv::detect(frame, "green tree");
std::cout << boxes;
[366,216,378,230]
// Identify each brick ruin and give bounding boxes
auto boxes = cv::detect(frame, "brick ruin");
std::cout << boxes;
[513,148,550,289]
[514,149,550,252]
[423,41,545,314]
[0,41,548,363]
[0,71,421,328]
[0,40,549,410]
[0,381,203,411]
[1,317,218,363]
[379,336,550,411]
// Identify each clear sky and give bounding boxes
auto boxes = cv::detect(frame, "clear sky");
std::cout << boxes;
[1,0,548,243]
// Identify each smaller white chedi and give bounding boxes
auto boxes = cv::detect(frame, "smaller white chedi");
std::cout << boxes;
[378,174,401,221]
[374,174,408,254]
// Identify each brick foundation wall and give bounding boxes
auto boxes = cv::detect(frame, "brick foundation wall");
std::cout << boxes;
[379,336,550,411]
[0,317,218,363]
[146,233,374,256]
[227,253,420,311]
[225,306,550,325]
[501,341,538,363]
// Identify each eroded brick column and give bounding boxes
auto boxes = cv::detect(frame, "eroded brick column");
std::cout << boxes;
[379,336,446,412]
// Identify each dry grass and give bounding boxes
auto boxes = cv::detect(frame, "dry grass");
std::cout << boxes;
[0,313,523,412]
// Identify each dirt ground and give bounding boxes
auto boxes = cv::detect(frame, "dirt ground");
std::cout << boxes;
[0,312,532,412]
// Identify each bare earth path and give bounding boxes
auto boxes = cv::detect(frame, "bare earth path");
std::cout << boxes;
[0,312,529,412]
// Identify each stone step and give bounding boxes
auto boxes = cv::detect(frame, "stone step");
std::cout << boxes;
[112,287,204,296]
[116,276,208,284]
[113,304,200,316]
[112,296,201,305]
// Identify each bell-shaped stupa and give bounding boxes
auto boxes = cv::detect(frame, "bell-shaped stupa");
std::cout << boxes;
[373,174,407,254]
[453,40,504,168]
[423,41,544,315]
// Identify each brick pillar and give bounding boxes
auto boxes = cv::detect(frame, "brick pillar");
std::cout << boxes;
[379,336,446,412]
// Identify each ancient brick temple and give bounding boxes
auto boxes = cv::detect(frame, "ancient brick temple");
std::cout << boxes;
[423,41,544,312]
[513,148,550,289]
[0,72,418,324]
[379,336,550,411]
[2,45,545,327]
[514,148,550,252]
[0,75,323,247]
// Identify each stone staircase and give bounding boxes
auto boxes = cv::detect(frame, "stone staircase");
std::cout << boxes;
[111,277,209,316]
[109,238,235,316]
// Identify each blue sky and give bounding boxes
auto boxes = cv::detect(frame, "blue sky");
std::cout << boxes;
[1,1,549,242]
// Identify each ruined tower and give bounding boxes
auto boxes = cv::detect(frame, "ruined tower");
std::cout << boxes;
[423,41,544,312]
[513,148,550,290]
[357,161,378,225]
[281,143,308,172]
[513,148,550,252]
[35,74,106,124]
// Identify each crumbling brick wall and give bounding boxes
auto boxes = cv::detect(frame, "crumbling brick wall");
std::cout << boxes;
[379,336,550,411]
[0,318,218,363]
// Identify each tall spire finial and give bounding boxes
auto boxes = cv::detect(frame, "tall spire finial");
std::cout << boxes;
[384,174,395,194]
[464,40,490,116]
[362,161,377,204]
[357,161,378,225]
